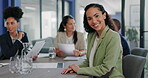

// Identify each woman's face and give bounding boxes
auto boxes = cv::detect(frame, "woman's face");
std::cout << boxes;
[5,17,19,33]
[86,7,106,32]
[64,18,75,32]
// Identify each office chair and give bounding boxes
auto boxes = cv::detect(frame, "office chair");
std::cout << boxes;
[131,47,148,57]
[131,47,148,78]
[123,55,146,78]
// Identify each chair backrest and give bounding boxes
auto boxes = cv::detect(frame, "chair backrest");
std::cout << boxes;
[123,55,146,78]
[131,47,148,57]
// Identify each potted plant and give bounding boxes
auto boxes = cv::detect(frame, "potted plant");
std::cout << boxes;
[126,27,138,49]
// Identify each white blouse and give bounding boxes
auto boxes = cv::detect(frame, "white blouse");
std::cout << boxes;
[65,33,73,44]
[89,36,99,67]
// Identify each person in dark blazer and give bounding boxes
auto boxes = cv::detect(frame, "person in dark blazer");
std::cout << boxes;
[112,18,131,56]
[0,32,28,60]
[0,7,31,60]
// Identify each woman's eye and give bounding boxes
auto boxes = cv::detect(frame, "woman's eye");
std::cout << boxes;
[95,15,99,18]
[11,22,14,25]
[87,18,91,21]
[6,22,9,25]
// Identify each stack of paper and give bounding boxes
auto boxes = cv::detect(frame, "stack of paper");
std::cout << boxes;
[63,56,80,61]
[58,43,75,55]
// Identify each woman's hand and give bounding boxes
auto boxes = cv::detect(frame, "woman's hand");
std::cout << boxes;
[55,49,64,56]
[32,55,38,61]
[18,32,25,40]
[73,50,81,56]
[69,64,79,72]
[61,64,79,74]
[61,67,74,74]
[73,49,85,56]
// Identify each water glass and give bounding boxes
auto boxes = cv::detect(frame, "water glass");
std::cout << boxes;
[48,47,55,52]
[48,47,56,59]
[49,52,56,59]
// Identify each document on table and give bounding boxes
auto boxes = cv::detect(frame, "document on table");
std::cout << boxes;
[27,40,45,57]
[63,56,80,61]
[33,63,64,68]
[58,43,75,55]
[0,63,9,67]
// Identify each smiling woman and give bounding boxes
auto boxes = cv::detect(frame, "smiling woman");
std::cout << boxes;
[0,6,28,60]
[61,3,124,78]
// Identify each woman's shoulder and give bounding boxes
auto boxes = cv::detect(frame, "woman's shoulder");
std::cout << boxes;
[56,32,66,38]
[0,32,9,38]
[109,29,119,36]
[77,32,86,39]
[57,32,65,35]
[77,32,84,35]
[87,32,96,37]
[107,29,120,39]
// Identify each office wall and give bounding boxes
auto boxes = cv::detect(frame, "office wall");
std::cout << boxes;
[0,0,3,35]
[0,0,11,35]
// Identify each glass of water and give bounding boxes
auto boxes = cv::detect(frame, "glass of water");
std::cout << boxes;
[48,47,56,59]
[49,52,56,59]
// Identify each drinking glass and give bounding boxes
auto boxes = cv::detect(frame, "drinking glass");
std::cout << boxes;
[49,52,56,59]
[48,47,56,59]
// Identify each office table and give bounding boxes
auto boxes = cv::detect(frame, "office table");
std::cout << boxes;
[0,54,90,78]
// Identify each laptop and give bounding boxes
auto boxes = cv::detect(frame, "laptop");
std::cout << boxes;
[27,40,45,57]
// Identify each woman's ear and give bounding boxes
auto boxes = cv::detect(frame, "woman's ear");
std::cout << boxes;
[103,12,106,20]
[64,26,66,29]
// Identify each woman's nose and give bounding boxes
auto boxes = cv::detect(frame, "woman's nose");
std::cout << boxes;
[6,24,12,29]
[92,18,97,23]
[71,23,76,27]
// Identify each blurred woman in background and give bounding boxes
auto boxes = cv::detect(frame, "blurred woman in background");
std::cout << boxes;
[54,15,86,57]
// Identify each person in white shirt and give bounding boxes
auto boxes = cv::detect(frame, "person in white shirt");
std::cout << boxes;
[54,15,86,56]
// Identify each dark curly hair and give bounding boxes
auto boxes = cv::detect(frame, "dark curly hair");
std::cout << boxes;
[58,15,78,44]
[3,6,23,22]
[83,3,117,33]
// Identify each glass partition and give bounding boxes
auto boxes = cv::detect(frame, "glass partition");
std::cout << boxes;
[124,0,140,50]
[42,0,57,38]
[21,0,40,41]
